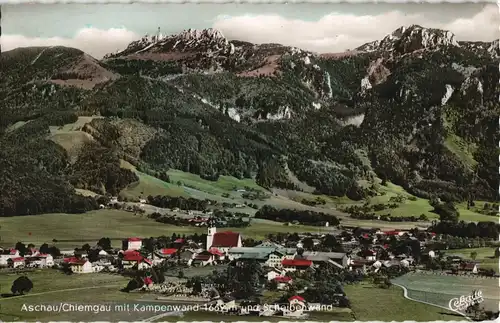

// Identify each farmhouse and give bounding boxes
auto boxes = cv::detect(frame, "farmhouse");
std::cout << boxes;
[125,237,143,250]
[285,295,307,317]
[301,251,350,268]
[191,250,218,267]
[26,254,54,268]
[460,262,479,274]
[156,248,178,258]
[121,250,152,269]
[0,249,20,264]
[281,259,313,272]
[7,257,25,268]
[67,259,93,273]
[273,276,293,290]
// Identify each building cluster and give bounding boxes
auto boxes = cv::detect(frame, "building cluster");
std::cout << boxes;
[0,248,54,269]
[0,225,487,278]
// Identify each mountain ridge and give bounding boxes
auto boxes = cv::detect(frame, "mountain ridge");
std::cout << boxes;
[1,24,498,217]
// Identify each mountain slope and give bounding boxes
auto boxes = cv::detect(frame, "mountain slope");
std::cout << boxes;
[1,25,498,216]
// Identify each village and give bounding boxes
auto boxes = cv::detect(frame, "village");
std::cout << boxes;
[1,205,498,320]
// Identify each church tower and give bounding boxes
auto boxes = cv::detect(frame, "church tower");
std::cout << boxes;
[206,218,216,250]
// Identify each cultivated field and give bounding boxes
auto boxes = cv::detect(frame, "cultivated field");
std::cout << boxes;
[344,281,462,321]
[0,209,335,248]
[392,272,500,312]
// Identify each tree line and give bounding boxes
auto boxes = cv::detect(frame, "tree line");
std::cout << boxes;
[255,205,340,226]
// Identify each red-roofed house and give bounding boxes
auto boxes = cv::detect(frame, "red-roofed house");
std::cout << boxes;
[287,296,306,317]
[360,249,377,261]
[143,277,153,288]
[208,247,225,258]
[174,238,185,244]
[126,238,143,251]
[274,276,293,290]
[206,227,242,253]
[7,257,25,268]
[460,262,479,274]
[281,259,313,272]
[121,250,152,270]
[26,253,54,268]
[0,249,20,266]
[156,248,178,258]
[191,251,216,267]
[68,259,93,273]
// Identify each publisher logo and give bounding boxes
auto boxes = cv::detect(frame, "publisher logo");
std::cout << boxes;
[449,290,484,312]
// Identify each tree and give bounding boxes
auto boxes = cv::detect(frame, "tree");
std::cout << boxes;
[97,237,112,250]
[433,202,459,223]
[48,246,61,257]
[81,244,91,252]
[178,270,185,279]
[87,249,100,262]
[11,276,33,295]
[470,251,477,261]
[302,238,314,250]
[322,234,340,251]
[15,242,27,256]
[39,243,50,254]
[122,278,143,293]
[268,279,278,291]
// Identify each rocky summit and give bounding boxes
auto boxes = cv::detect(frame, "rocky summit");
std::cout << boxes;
[0,25,498,216]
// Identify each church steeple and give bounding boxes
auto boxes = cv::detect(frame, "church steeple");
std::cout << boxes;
[206,217,216,249]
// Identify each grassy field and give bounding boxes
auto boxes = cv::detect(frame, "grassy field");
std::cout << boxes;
[154,309,354,322]
[339,181,497,223]
[444,247,499,272]
[0,209,335,248]
[0,269,147,321]
[392,272,500,312]
[344,281,462,321]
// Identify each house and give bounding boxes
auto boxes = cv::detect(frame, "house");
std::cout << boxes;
[460,262,479,274]
[191,251,216,267]
[229,247,273,258]
[208,248,225,261]
[179,250,196,262]
[349,259,368,273]
[156,248,178,258]
[126,238,143,251]
[7,257,25,268]
[360,249,377,261]
[174,238,185,245]
[281,259,313,272]
[206,226,242,253]
[274,276,292,290]
[301,251,349,268]
[143,276,154,288]
[209,296,237,313]
[265,250,286,268]
[266,268,285,281]
[121,250,143,269]
[0,249,20,266]
[285,295,307,317]
[68,259,93,273]
[138,258,153,270]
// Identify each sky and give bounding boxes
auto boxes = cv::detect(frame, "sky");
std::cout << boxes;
[2,3,499,59]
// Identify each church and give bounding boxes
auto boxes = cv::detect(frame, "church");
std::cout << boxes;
[206,222,242,253]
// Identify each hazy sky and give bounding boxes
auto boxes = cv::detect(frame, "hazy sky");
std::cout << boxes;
[2,3,498,58]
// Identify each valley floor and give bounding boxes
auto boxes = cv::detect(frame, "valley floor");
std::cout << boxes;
[0,270,463,322]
